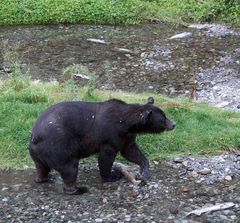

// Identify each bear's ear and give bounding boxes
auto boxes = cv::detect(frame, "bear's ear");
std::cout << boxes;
[147,97,154,104]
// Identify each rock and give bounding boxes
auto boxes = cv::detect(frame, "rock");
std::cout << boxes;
[2,198,8,202]
[102,198,108,203]
[225,176,232,181]
[95,218,103,223]
[1,187,8,191]
[148,86,154,89]
[169,206,179,215]
[173,157,184,163]
[198,168,211,175]
[128,83,134,87]
[182,186,190,193]
[125,215,131,222]
[153,160,159,165]
[189,171,198,178]
[234,163,240,170]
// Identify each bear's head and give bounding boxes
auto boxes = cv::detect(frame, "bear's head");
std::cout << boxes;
[131,97,176,134]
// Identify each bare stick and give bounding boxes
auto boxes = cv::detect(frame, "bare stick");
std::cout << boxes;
[113,162,141,186]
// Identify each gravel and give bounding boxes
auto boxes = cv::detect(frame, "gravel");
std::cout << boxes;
[1,152,240,222]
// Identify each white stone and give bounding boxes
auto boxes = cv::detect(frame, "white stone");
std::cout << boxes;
[225,176,232,181]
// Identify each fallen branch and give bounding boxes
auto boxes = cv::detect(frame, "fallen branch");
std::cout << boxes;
[113,162,141,186]
[186,202,235,216]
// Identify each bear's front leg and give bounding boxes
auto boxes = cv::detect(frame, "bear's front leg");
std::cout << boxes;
[121,142,150,182]
[98,145,123,182]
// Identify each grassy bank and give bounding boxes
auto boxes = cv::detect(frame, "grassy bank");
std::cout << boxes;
[0,0,239,26]
[0,72,240,168]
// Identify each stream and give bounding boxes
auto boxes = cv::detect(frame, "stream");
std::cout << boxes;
[0,23,239,110]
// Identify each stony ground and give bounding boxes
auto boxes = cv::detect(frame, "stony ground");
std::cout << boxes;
[1,152,240,223]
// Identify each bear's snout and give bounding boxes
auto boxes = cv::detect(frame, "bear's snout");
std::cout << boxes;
[165,119,176,131]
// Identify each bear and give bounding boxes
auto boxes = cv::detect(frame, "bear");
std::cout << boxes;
[29,97,176,195]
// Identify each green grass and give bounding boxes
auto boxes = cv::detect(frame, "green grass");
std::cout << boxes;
[0,74,240,168]
[0,0,239,26]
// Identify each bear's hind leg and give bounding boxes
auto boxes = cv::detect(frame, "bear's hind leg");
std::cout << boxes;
[59,160,87,195]
[31,154,51,183]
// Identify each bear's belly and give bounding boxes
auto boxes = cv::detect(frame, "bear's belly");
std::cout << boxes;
[77,138,101,158]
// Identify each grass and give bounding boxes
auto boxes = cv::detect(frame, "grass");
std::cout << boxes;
[0,72,240,168]
[0,0,239,26]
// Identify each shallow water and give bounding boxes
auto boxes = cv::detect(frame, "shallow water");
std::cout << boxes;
[0,23,239,96]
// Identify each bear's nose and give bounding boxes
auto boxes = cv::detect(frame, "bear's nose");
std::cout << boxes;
[172,122,176,129]
[166,119,176,131]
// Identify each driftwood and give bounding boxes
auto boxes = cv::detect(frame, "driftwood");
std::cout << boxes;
[113,162,141,186]
[186,202,235,216]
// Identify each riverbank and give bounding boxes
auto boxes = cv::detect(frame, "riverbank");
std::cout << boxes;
[0,0,239,27]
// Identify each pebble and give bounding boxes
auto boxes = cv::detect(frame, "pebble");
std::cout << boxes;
[234,163,240,170]
[102,198,108,203]
[173,157,184,163]
[125,215,131,222]
[2,198,8,202]
[225,176,232,181]
[95,218,103,223]
[189,171,198,178]
[198,168,211,175]
[1,187,8,191]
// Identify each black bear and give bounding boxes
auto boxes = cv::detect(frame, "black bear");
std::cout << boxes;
[29,97,176,195]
